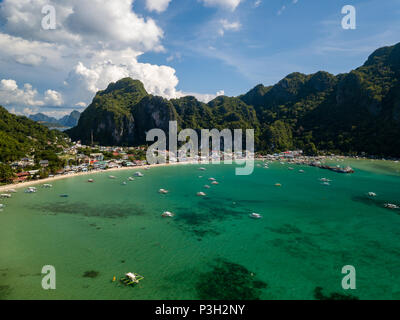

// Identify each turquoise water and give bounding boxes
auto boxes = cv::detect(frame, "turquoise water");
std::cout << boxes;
[0,161,399,300]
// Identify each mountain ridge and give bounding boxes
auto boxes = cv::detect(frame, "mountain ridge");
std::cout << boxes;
[67,42,400,156]
[29,110,81,128]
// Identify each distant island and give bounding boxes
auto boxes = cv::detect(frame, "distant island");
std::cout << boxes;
[29,110,81,130]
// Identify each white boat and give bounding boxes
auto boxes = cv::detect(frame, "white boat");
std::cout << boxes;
[128,177,135,181]
[249,213,262,219]
[6,189,17,193]
[368,192,377,197]
[197,192,206,197]
[319,178,332,182]
[0,204,5,209]
[109,176,116,179]
[162,211,174,217]
[199,167,206,171]
[288,167,294,170]
[159,189,169,194]
[211,181,219,185]
[88,179,94,183]
[321,182,330,186]
[25,187,37,193]
[42,184,53,188]
[299,170,305,173]
[134,172,144,177]
[384,203,399,209]
[204,185,211,189]
[208,178,216,181]
[0,194,12,198]
[122,182,127,185]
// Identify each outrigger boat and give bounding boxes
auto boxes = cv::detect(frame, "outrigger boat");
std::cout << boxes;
[249,213,262,219]
[120,272,144,286]
[24,187,37,193]
[384,203,399,209]
[162,211,175,217]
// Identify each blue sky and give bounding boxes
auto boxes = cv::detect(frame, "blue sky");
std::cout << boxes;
[142,0,400,95]
[0,0,399,117]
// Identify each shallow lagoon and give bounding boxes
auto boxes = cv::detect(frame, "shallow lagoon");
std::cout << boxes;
[0,160,399,300]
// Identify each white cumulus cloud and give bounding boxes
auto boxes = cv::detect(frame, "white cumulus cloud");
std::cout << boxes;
[219,19,242,36]
[0,0,221,116]
[0,79,63,107]
[145,0,172,13]
[201,0,242,11]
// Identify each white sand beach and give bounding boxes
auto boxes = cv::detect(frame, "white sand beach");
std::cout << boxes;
[0,162,194,193]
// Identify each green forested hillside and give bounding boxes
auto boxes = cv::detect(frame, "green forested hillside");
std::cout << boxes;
[0,106,67,163]
[67,42,400,157]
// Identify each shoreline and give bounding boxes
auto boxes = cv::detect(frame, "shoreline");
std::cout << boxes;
[0,162,193,193]
[1,157,399,193]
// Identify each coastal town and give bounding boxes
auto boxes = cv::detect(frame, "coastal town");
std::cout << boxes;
[6,141,148,184]
[1,136,361,188]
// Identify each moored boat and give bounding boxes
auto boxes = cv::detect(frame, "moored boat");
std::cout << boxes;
[162,211,174,217]
[384,203,399,209]
[120,272,144,286]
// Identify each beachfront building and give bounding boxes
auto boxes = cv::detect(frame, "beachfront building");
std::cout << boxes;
[90,153,104,161]
[39,160,49,167]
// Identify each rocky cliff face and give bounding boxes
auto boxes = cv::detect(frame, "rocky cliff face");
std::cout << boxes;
[67,78,177,146]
